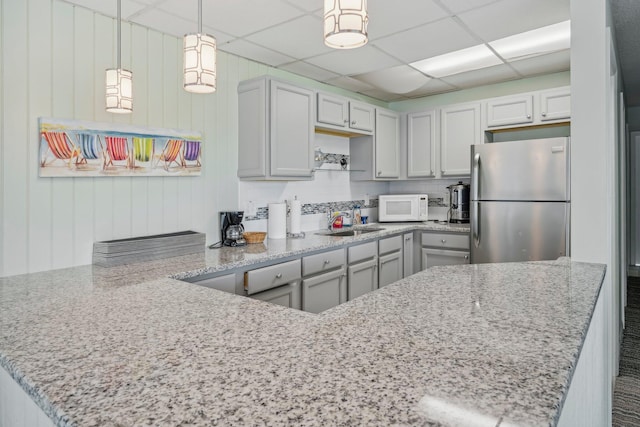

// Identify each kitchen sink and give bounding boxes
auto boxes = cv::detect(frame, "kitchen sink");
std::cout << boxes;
[316,227,385,237]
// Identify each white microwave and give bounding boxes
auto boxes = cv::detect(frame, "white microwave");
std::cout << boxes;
[378,194,428,222]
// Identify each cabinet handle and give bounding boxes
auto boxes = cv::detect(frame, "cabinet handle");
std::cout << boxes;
[441,239,446,243]
[541,112,547,116]
[377,171,382,176]
[405,237,411,241]
[464,255,469,259]
[351,120,356,125]
[275,273,282,279]
[344,119,349,124]
[324,260,331,265]
[526,114,531,119]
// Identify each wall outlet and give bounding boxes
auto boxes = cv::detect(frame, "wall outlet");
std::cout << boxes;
[364,194,370,206]
[247,201,256,217]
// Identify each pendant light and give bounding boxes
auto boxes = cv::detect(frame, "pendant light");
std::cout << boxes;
[324,0,368,49]
[105,0,133,113]
[183,0,217,93]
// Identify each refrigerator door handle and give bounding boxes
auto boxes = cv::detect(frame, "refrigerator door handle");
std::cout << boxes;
[472,153,480,201]
[473,202,480,248]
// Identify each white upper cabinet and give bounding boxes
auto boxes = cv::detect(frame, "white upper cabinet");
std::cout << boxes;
[374,108,400,179]
[316,93,375,135]
[349,101,375,133]
[440,102,481,176]
[407,110,436,178]
[539,87,571,121]
[238,77,314,180]
[486,94,533,127]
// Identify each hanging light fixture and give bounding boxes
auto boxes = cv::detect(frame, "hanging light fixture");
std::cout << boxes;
[324,0,368,49]
[183,0,217,93]
[105,0,133,113]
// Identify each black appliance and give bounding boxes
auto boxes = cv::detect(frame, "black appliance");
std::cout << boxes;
[220,211,246,247]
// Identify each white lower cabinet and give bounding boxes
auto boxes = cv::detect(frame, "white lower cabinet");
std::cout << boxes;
[378,235,403,287]
[347,241,378,300]
[301,248,347,313]
[403,232,414,277]
[420,231,470,270]
[302,268,347,313]
[250,282,302,309]
[191,273,236,293]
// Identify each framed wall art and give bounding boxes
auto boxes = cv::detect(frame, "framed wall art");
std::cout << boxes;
[38,117,203,177]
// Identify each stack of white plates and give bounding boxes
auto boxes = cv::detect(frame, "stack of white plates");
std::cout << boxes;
[93,231,205,267]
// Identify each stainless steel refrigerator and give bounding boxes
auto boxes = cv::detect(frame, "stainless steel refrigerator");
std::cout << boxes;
[470,137,570,264]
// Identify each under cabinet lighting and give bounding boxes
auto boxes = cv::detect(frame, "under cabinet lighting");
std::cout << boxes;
[105,0,132,114]
[410,45,502,78]
[324,0,368,49]
[490,20,570,61]
[184,0,216,93]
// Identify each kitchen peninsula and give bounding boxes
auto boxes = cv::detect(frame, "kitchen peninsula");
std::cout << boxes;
[0,225,605,427]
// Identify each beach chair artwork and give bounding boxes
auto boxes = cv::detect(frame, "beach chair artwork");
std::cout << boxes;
[38,117,202,177]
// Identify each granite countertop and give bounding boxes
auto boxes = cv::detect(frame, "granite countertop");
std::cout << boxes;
[0,223,606,426]
[173,221,470,280]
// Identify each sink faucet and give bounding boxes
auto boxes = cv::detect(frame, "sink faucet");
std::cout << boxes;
[327,209,341,230]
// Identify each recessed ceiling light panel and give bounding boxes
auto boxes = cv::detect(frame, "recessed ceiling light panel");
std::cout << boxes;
[410,44,502,78]
[489,20,570,61]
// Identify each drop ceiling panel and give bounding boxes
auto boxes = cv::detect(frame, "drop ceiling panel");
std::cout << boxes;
[246,15,331,59]
[508,50,570,76]
[282,0,322,13]
[373,18,478,63]
[163,0,304,38]
[353,65,431,95]
[278,61,340,82]
[325,76,376,93]
[443,0,502,14]
[131,8,201,39]
[221,40,296,67]
[439,63,520,89]
[367,0,449,39]
[62,0,149,19]
[360,89,408,102]
[306,46,402,77]
[403,79,459,98]
[458,0,570,42]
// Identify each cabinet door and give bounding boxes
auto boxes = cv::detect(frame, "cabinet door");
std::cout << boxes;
[302,268,347,313]
[440,102,481,176]
[349,101,375,132]
[270,80,314,177]
[192,273,236,294]
[317,93,349,128]
[379,251,402,287]
[238,78,267,178]
[539,88,571,121]
[347,258,378,300]
[421,248,469,270]
[486,95,533,127]
[250,282,302,310]
[407,110,436,177]
[375,108,400,178]
[403,233,414,278]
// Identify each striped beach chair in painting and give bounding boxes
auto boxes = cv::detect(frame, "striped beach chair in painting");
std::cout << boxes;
[132,137,154,168]
[181,140,201,168]
[157,139,183,171]
[40,131,81,168]
[76,133,103,165]
[103,136,130,169]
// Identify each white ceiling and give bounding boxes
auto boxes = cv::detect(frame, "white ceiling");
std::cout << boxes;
[62,0,571,102]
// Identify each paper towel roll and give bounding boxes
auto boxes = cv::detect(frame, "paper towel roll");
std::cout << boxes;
[289,198,302,235]
[268,203,287,239]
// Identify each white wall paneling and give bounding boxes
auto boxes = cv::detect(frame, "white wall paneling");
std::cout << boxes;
[0,0,275,276]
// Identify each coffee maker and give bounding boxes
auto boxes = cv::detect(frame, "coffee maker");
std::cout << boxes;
[220,211,246,246]
[447,181,470,223]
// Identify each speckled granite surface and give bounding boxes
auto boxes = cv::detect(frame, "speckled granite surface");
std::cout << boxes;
[0,223,606,427]
[172,222,469,280]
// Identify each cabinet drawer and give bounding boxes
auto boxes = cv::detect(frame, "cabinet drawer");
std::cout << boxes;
[302,248,345,277]
[421,232,469,250]
[378,235,402,255]
[348,241,377,264]
[250,282,301,310]
[244,259,301,295]
[192,273,236,294]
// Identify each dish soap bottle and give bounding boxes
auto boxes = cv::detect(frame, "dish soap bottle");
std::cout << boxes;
[353,205,362,225]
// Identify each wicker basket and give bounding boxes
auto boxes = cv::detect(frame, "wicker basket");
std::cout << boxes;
[243,231,266,244]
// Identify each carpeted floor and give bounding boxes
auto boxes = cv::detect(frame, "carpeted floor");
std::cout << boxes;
[613,276,640,426]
